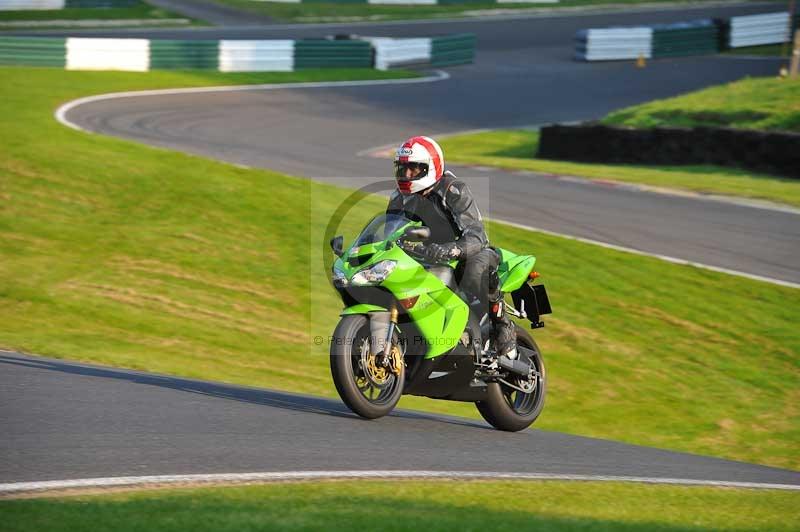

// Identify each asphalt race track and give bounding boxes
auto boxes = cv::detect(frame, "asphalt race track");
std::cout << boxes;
[56,6,800,285]
[3,6,800,489]
[2,351,799,488]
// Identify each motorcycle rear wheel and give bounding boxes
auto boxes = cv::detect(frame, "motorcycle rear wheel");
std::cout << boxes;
[330,314,404,419]
[476,325,546,432]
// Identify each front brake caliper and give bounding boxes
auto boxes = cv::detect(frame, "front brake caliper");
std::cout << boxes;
[389,345,403,375]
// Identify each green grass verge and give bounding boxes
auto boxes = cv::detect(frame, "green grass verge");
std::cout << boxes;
[0,1,189,24]
[210,0,769,23]
[724,44,789,57]
[603,76,800,132]
[439,129,800,206]
[1,66,799,470]
[2,481,799,531]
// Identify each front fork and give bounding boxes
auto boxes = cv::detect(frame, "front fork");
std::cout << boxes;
[368,305,402,374]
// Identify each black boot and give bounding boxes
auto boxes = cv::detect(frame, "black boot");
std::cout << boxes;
[491,301,517,360]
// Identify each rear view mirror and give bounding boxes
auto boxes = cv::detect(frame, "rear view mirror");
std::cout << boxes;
[403,226,431,242]
[330,235,344,257]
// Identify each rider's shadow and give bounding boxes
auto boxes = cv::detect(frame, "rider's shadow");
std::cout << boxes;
[0,353,488,429]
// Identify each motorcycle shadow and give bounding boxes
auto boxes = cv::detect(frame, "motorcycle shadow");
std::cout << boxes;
[0,353,489,429]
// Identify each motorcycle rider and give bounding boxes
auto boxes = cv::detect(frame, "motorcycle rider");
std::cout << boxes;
[386,135,517,361]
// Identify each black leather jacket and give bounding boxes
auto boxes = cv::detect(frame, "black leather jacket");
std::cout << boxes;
[386,171,488,259]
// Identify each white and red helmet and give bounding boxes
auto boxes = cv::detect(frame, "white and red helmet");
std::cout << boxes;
[394,135,445,194]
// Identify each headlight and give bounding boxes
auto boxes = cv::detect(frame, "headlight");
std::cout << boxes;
[332,266,347,287]
[351,260,397,286]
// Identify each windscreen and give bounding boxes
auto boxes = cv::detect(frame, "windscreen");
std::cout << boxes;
[354,213,414,246]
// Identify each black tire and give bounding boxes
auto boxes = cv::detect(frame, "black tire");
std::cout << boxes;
[330,314,404,419]
[476,325,546,432]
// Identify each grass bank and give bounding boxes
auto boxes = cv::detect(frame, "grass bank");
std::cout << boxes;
[602,76,800,132]
[210,0,764,23]
[725,44,789,56]
[1,66,798,469]
[440,77,800,206]
[2,481,799,531]
[0,0,191,27]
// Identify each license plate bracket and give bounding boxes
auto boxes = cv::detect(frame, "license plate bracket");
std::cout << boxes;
[511,283,552,328]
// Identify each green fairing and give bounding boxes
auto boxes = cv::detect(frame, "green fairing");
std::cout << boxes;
[496,247,537,292]
[340,304,387,316]
[333,223,537,358]
[335,227,468,359]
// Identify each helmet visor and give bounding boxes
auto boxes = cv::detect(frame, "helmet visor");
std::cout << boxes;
[394,161,429,180]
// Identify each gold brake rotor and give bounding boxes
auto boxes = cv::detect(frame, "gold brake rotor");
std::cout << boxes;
[365,345,403,386]
[366,353,389,385]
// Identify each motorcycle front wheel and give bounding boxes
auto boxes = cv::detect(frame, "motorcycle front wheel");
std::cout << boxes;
[330,314,404,419]
[476,325,546,432]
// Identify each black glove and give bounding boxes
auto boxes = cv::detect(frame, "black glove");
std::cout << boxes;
[424,242,461,263]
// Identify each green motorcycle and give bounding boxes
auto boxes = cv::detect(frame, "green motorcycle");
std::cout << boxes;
[329,213,551,432]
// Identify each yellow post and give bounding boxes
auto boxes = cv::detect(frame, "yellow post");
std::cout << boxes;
[790,29,800,78]
[636,53,646,68]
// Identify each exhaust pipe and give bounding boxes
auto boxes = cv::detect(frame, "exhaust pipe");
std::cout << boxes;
[497,356,531,377]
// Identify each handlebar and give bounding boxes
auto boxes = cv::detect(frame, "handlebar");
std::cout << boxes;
[397,239,452,266]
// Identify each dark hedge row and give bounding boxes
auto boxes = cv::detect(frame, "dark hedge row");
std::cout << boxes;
[537,124,800,178]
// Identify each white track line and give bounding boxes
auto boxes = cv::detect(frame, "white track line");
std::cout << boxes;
[493,218,800,289]
[54,70,450,133]
[2,471,799,495]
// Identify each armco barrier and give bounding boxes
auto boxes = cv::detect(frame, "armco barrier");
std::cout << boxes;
[67,37,149,71]
[360,33,475,70]
[576,11,798,61]
[0,36,66,66]
[652,19,720,58]
[368,37,431,70]
[729,12,789,47]
[0,0,63,8]
[218,40,294,72]
[0,35,473,71]
[431,33,475,66]
[728,11,800,48]
[574,27,652,61]
[294,39,372,68]
[149,39,219,70]
[538,123,800,178]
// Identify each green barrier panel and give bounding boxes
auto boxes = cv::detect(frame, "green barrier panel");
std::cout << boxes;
[431,33,475,66]
[294,40,372,68]
[64,0,141,7]
[0,37,65,67]
[652,27,719,58]
[150,40,219,70]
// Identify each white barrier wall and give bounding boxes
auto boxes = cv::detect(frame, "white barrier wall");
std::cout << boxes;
[577,27,652,61]
[366,37,432,70]
[66,38,149,71]
[730,12,791,47]
[0,0,64,9]
[218,40,294,72]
